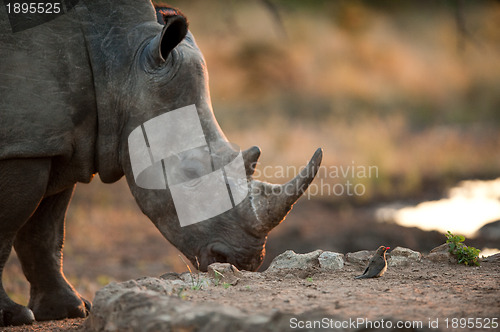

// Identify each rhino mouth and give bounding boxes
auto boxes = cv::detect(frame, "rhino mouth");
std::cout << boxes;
[194,240,264,272]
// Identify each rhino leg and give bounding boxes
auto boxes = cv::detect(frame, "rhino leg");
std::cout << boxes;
[0,237,36,326]
[13,185,91,321]
[0,158,51,326]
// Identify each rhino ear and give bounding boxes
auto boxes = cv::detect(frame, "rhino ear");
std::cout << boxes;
[145,8,188,66]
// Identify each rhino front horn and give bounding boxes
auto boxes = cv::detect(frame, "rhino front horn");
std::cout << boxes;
[250,148,323,235]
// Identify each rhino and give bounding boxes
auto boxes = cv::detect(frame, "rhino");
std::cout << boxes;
[0,0,322,326]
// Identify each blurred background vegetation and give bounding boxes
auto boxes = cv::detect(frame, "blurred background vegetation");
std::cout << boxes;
[164,0,500,202]
[5,0,500,305]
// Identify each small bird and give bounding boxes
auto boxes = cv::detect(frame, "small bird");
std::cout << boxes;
[355,246,390,279]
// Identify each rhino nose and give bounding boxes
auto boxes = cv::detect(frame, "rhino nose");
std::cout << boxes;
[208,244,230,264]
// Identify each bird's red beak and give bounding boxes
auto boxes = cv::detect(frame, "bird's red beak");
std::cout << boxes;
[385,247,390,250]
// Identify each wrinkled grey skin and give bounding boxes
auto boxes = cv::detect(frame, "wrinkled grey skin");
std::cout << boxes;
[0,0,321,326]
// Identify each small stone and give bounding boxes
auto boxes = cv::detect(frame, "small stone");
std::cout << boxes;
[159,272,181,280]
[388,247,422,267]
[207,263,242,286]
[477,219,500,240]
[345,250,372,266]
[318,251,344,270]
[427,243,457,264]
[136,276,174,294]
[178,272,211,288]
[483,253,500,263]
[266,250,323,272]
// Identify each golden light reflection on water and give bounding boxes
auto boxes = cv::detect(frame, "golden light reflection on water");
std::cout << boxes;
[377,178,500,256]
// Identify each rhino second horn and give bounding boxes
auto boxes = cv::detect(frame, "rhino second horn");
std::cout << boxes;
[242,146,261,177]
[251,148,323,235]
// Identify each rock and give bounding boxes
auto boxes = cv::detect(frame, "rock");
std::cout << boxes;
[181,272,212,289]
[388,247,422,267]
[482,253,500,263]
[86,279,260,332]
[477,219,500,240]
[135,276,175,294]
[345,250,372,266]
[85,278,345,332]
[207,263,243,286]
[266,249,323,272]
[160,271,212,289]
[159,272,181,280]
[318,251,344,270]
[427,243,457,264]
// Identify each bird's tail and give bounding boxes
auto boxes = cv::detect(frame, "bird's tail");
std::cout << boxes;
[354,274,367,279]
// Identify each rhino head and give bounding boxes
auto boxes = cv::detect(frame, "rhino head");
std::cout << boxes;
[115,10,322,271]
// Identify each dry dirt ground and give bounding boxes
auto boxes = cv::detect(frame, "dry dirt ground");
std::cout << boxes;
[2,255,499,331]
[2,182,499,331]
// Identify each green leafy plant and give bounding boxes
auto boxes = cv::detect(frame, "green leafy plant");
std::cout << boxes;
[222,282,231,289]
[445,231,480,266]
[306,277,313,283]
